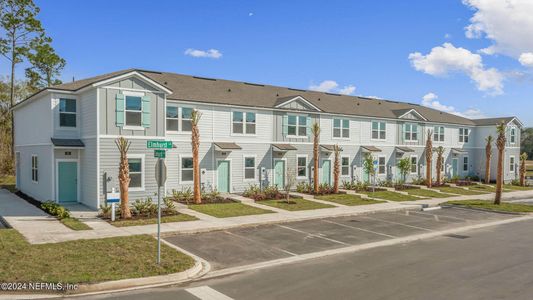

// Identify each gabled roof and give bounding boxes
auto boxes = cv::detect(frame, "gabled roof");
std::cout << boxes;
[274,95,322,112]
[394,108,427,121]
[472,117,522,127]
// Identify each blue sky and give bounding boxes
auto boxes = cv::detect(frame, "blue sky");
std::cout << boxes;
[4,0,533,126]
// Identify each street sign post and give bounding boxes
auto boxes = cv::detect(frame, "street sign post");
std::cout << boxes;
[155,158,167,264]
[147,140,173,149]
[154,149,166,158]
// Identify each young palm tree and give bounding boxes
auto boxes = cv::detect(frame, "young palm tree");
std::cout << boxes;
[332,144,342,194]
[396,157,411,184]
[520,152,528,186]
[311,122,320,194]
[191,109,202,204]
[435,146,444,186]
[495,122,507,205]
[485,135,493,184]
[115,137,132,219]
[425,129,433,188]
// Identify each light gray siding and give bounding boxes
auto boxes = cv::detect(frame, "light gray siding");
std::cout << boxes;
[80,138,98,208]
[14,145,54,201]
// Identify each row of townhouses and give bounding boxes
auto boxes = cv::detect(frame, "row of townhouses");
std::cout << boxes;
[12,69,523,210]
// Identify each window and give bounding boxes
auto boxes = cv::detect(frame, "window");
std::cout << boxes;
[244,156,256,180]
[378,156,386,175]
[125,95,142,127]
[181,157,193,182]
[410,156,418,174]
[341,156,350,176]
[232,111,256,135]
[31,155,38,182]
[287,115,307,137]
[440,157,445,172]
[59,98,76,127]
[434,126,445,142]
[181,107,193,132]
[510,156,516,172]
[166,106,179,131]
[166,106,194,132]
[372,121,386,140]
[297,155,307,178]
[404,123,418,141]
[333,119,349,138]
[128,156,143,189]
[463,156,469,172]
[510,127,517,144]
[459,128,470,143]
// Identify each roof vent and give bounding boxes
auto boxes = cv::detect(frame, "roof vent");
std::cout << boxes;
[318,98,321,101]
[276,93,279,97]
[164,81,168,85]
[193,76,217,81]
[288,88,306,92]
[227,88,231,92]
[244,82,264,87]
[356,103,360,106]
[378,102,382,105]
[325,92,341,96]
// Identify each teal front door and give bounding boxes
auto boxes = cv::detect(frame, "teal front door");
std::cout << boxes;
[274,160,285,187]
[452,158,458,177]
[217,160,230,193]
[58,161,77,203]
[321,160,331,185]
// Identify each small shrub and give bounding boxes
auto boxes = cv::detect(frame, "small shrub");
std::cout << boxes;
[132,198,157,217]
[378,179,394,188]
[99,204,112,218]
[411,176,427,186]
[163,197,176,214]
[41,201,71,219]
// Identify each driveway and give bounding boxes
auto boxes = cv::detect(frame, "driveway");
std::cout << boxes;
[164,207,516,270]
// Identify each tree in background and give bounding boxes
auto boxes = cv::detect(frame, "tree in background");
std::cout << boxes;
[25,39,65,92]
[522,128,533,160]
[425,129,433,188]
[485,135,493,184]
[332,144,342,193]
[311,122,320,194]
[396,157,411,184]
[115,137,132,219]
[520,152,528,186]
[191,109,202,204]
[495,122,507,205]
[435,146,444,186]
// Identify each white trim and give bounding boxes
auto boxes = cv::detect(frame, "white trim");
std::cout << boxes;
[243,155,257,182]
[509,155,516,173]
[273,158,287,187]
[102,86,166,94]
[340,155,351,177]
[509,126,517,145]
[55,158,80,203]
[215,158,232,192]
[230,109,257,137]
[377,155,386,175]
[296,154,308,179]
[179,155,194,184]
[398,109,427,121]
[127,154,145,191]
[462,155,469,173]
[31,154,39,183]
[370,120,387,141]
[274,95,322,112]
[433,125,445,143]
[92,71,173,94]
[410,155,418,175]
[123,90,146,130]
[57,97,79,130]
[286,113,308,138]
[403,123,419,142]
[459,127,470,143]
[332,118,350,140]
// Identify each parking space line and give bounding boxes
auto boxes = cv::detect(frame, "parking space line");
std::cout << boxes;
[223,231,298,256]
[409,210,469,222]
[322,219,397,239]
[275,224,351,246]
[186,285,234,300]
[361,215,434,232]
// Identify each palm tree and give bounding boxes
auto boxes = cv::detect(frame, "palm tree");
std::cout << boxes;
[333,144,342,193]
[485,135,493,184]
[495,122,506,205]
[425,129,433,188]
[115,137,132,219]
[520,152,528,186]
[311,122,320,194]
[435,146,444,186]
[191,109,202,204]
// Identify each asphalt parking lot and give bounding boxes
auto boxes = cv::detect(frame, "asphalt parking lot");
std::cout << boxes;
[164,207,516,270]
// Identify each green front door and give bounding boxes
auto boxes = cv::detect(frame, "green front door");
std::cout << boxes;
[452,158,458,177]
[321,160,331,185]
[58,161,77,203]
[274,160,285,188]
[217,160,230,193]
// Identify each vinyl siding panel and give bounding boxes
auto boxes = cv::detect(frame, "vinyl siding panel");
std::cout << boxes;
[14,145,54,201]
[80,138,98,208]
[14,95,52,145]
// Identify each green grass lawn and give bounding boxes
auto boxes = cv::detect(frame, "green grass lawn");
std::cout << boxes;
[467,185,511,193]
[432,186,488,195]
[259,198,335,211]
[404,188,455,198]
[360,190,423,201]
[0,229,195,284]
[486,184,533,191]
[61,218,92,230]
[188,202,274,218]
[0,175,16,192]
[110,213,198,227]
[314,194,385,206]
[445,200,533,213]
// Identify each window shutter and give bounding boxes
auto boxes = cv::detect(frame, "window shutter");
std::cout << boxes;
[141,95,151,128]
[115,93,125,127]
[306,116,312,137]
[282,115,288,136]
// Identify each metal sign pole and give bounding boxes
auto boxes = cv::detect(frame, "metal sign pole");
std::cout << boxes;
[157,158,162,265]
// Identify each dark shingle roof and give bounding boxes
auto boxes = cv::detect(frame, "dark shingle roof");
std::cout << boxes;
[472,117,516,126]
[51,138,85,147]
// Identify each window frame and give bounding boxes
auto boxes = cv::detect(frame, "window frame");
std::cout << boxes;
[510,127,517,144]
[341,155,351,177]
[410,155,418,174]
[243,155,257,181]
[296,155,308,179]
[371,121,386,140]
[165,105,180,132]
[179,155,194,184]
[433,126,445,142]
[231,110,257,136]
[127,154,145,191]
[459,128,470,143]
[31,155,38,183]
[123,91,145,130]
[165,104,194,134]
[58,98,77,128]
[287,114,308,138]
[332,118,350,139]
[463,156,469,172]
[509,156,516,173]
[377,155,386,175]
[404,123,418,141]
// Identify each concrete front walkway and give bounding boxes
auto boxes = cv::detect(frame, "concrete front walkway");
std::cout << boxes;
[1,188,533,245]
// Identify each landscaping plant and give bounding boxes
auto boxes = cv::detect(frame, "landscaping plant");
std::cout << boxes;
[396,157,411,184]
[435,146,444,186]
[362,153,375,184]
[425,129,433,188]
[41,201,70,219]
[333,144,342,193]
[191,109,202,204]
[485,135,493,184]
[115,136,132,219]
[311,122,320,194]
[495,121,507,204]
[520,152,528,186]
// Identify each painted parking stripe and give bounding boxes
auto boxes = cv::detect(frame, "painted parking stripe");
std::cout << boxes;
[322,219,397,239]
[410,210,469,222]
[275,224,351,246]
[186,286,234,300]
[361,215,434,232]
[223,230,298,256]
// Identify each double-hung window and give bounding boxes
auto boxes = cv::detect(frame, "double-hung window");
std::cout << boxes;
[297,155,307,178]
[59,98,76,127]
[372,121,386,140]
[125,95,142,127]
[244,156,256,180]
[166,106,193,132]
[181,156,193,183]
[404,123,418,141]
[459,128,470,143]
[31,155,38,182]
[166,106,179,131]
[440,157,445,172]
[128,156,144,190]
[181,108,193,132]
[510,156,516,173]
[463,156,469,172]
[341,156,350,176]
[287,115,307,137]
[410,156,418,174]
[232,111,256,135]
[333,119,349,138]
[510,127,517,144]
[434,126,445,142]
[378,156,386,175]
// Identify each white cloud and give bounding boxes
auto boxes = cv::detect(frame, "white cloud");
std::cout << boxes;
[444,33,452,39]
[184,48,222,59]
[421,92,486,119]
[463,0,533,58]
[519,52,533,67]
[308,80,356,95]
[409,42,503,95]
[248,12,254,16]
